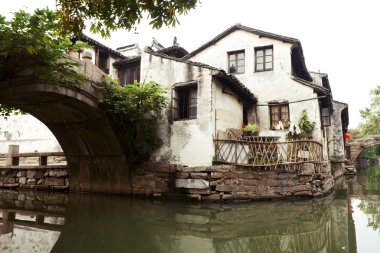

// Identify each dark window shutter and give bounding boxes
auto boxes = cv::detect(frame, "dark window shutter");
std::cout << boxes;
[171,88,179,121]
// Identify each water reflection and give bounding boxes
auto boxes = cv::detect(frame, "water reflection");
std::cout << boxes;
[0,191,67,252]
[1,166,380,252]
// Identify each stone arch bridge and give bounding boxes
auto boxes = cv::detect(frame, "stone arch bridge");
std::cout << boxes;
[346,136,380,163]
[0,57,131,194]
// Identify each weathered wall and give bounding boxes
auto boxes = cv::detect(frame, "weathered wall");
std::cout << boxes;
[0,115,61,153]
[328,101,348,177]
[329,101,348,160]
[141,52,244,167]
[188,29,324,142]
[132,164,334,202]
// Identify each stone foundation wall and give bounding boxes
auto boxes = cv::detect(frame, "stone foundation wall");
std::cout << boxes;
[0,154,69,191]
[0,169,69,190]
[132,163,334,202]
[331,161,345,179]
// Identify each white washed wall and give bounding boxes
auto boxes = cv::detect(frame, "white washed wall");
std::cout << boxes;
[141,52,244,166]
[0,115,61,153]
[213,79,244,131]
[189,30,323,142]
[141,52,215,166]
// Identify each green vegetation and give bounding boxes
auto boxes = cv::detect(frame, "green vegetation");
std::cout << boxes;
[99,79,167,166]
[298,109,316,135]
[242,123,260,134]
[360,145,380,160]
[0,9,87,118]
[56,0,200,37]
[98,78,169,166]
[0,9,86,85]
[358,85,380,136]
[347,85,380,142]
[286,109,316,140]
[0,9,169,166]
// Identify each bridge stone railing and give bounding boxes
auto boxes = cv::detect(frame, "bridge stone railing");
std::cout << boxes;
[0,145,69,190]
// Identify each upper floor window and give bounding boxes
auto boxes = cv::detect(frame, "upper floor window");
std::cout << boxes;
[95,49,110,74]
[269,103,289,130]
[228,50,245,74]
[171,82,197,121]
[255,46,273,72]
[118,64,140,86]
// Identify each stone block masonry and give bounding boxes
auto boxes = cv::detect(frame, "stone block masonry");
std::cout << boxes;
[0,168,70,190]
[132,163,334,202]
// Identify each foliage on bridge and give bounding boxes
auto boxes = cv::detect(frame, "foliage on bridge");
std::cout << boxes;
[0,9,88,118]
[0,9,168,167]
[99,79,168,166]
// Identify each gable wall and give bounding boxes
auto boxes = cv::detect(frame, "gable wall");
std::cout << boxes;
[189,30,323,142]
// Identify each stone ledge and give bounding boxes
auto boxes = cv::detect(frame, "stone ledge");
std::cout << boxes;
[175,179,209,189]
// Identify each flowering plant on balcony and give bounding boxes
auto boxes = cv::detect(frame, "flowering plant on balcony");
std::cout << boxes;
[242,123,260,136]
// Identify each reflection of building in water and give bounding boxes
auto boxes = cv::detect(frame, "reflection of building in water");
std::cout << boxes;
[128,196,353,253]
[0,190,67,253]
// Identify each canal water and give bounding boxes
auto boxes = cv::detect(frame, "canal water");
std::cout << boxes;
[1,166,380,253]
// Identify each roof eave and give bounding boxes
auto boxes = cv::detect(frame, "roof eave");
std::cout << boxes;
[184,24,300,59]
[213,72,257,103]
[72,34,126,59]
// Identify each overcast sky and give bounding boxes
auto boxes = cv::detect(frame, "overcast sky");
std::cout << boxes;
[2,0,379,128]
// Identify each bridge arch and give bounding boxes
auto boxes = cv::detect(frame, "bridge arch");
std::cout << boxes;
[347,136,380,163]
[0,59,131,194]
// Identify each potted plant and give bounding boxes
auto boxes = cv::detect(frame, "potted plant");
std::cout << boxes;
[298,109,316,137]
[285,110,316,140]
[242,123,260,136]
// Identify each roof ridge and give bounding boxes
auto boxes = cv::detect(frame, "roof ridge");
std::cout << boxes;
[184,24,300,59]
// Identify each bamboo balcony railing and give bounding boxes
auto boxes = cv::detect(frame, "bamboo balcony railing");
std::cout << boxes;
[214,137,324,172]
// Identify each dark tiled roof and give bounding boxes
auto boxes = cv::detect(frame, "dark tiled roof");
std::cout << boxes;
[72,34,126,59]
[292,77,331,95]
[213,72,257,103]
[184,24,300,59]
[309,71,332,92]
[157,46,189,58]
[184,24,313,82]
[147,49,220,70]
[113,56,141,68]
[146,50,256,103]
[116,43,138,50]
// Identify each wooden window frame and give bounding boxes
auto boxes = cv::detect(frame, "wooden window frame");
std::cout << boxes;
[171,82,197,122]
[255,46,273,72]
[228,50,245,74]
[269,103,289,130]
[118,62,141,86]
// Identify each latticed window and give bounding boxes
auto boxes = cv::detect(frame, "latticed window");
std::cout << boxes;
[255,46,273,71]
[228,50,245,74]
[269,103,289,129]
[171,82,197,121]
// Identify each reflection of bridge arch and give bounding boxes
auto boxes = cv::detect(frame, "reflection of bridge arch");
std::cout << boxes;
[347,136,380,163]
[0,59,131,193]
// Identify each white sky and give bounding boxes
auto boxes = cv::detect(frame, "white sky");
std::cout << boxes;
[2,0,379,128]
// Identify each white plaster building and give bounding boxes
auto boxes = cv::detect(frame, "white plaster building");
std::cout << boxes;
[184,24,334,142]
[2,25,349,170]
